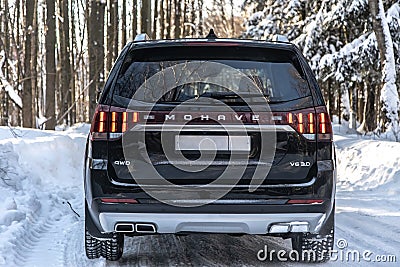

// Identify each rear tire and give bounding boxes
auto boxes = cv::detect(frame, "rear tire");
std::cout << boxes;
[85,202,124,261]
[291,210,334,263]
[100,232,124,261]
[85,229,101,259]
[85,229,124,261]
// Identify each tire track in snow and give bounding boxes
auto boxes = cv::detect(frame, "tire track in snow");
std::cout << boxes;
[9,204,62,266]
[335,211,400,256]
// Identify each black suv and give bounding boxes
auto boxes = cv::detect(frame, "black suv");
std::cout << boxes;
[84,32,336,262]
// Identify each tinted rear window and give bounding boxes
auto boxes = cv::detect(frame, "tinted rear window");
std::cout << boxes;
[111,46,310,107]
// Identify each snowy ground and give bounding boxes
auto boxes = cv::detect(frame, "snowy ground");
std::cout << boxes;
[0,124,399,266]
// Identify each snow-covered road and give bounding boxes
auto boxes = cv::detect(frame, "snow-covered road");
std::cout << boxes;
[0,124,399,266]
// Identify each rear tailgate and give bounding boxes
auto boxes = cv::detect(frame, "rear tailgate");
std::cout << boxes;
[105,104,317,186]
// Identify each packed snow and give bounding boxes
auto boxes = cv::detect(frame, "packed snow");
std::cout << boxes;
[0,123,399,266]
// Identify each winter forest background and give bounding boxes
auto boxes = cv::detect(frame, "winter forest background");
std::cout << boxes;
[0,0,399,139]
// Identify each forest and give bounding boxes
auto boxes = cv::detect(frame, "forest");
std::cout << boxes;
[0,0,399,139]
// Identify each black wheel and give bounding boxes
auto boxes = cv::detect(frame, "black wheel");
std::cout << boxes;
[85,229,101,259]
[291,211,335,263]
[100,232,124,261]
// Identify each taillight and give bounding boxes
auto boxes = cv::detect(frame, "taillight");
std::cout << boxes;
[274,106,332,141]
[315,106,332,141]
[98,111,106,133]
[90,106,139,140]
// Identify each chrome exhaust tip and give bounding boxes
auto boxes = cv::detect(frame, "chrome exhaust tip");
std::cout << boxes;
[135,223,156,233]
[114,223,135,233]
[268,221,309,234]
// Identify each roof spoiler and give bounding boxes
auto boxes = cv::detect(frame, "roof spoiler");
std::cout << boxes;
[134,33,151,42]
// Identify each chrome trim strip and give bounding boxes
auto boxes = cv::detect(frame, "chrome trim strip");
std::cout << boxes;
[99,212,325,234]
[109,177,317,188]
[153,160,271,166]
[269,221,309,233]
[130,124,295,132]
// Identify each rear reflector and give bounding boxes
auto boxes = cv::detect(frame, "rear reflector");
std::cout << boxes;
[100,198,138,204]
[287,199,324,204]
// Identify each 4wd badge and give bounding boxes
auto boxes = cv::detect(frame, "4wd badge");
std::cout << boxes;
[114,160,131,166]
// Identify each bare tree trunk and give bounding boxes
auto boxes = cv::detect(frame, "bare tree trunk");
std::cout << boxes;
[166,0,171,38]
[141,0,152,34]
[70,1,76,124]
[160,0,165,38]
[23,0,35,127]
[0,0,10,126]
[107,0,118,74]
[88,0,106,120]
[328,80,334,117]
[198,0,204,36]
[173,0,181,38]
[230,0,234,36]
[45,0,56,129]
[153,0,158,39]
[132,0,138,37]
[59,0,72,125]
[15,0,22,125]
[190,0,196,36]
[122,0,127,45]
[183,0,188,36]
[359,76,377,133]
[350,84,357,129]
[112,0,119,58]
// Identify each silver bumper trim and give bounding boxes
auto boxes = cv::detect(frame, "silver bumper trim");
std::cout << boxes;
[99,212,325,234]
[109,177,317,188]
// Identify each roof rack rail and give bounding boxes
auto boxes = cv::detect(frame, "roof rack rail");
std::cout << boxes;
[271,34,289,42]
[134,33,151,42]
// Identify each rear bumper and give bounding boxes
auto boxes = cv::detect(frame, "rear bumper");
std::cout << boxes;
[99,212,326,234]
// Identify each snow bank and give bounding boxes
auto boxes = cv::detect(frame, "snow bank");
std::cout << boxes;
[334,123,400,195]
[0,124,89,265]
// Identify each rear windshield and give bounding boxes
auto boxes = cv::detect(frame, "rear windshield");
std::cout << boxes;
[111,46,310,107]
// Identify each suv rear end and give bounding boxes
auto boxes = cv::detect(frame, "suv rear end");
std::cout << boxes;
[84,35,336,262]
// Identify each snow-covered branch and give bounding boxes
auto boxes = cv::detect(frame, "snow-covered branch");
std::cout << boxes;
[0,51,22,108]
